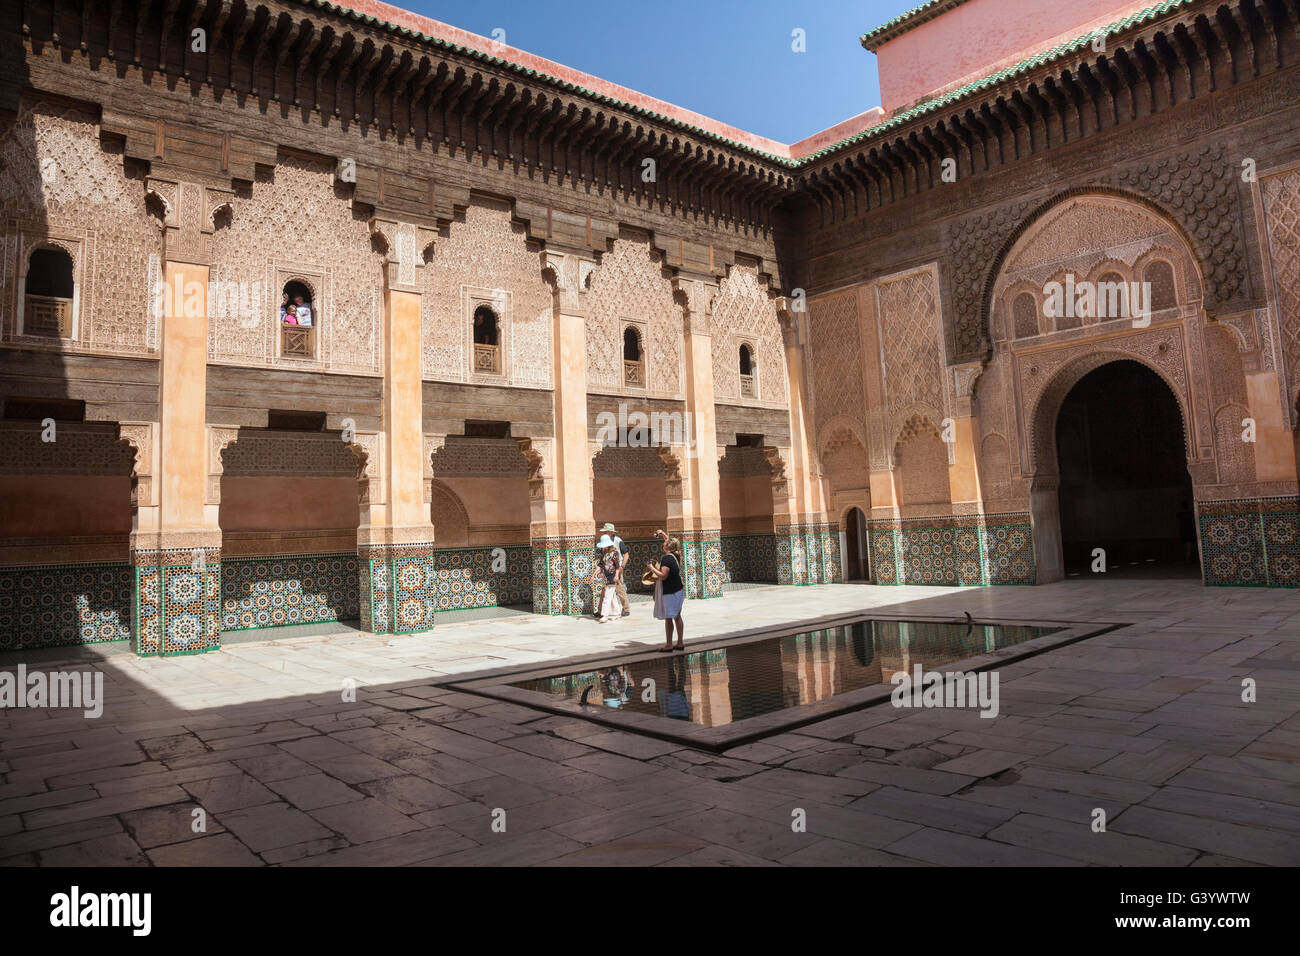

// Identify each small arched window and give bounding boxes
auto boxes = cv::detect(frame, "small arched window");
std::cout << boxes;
[473,305,500,372]
[739,344,757,398]
[1094,271,1126,324]
[1145,260,1177,312]
[623,326,644,387]
[1012,293,1038,339]
[24,246,75,338]
[280,280,316,358]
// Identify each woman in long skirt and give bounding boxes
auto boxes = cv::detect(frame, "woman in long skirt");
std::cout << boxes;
[647,529,686,651]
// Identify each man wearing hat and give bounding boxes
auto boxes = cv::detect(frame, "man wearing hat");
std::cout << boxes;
[598,522,631,618]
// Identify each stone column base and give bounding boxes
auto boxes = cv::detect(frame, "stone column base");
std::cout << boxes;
[530,536,597,615]
[679,530,724,599]
[359,542,438,634]
[1198,496,1300,587]
[868,513,1035,586]
[131,542,222,656]
[774,521,843,586]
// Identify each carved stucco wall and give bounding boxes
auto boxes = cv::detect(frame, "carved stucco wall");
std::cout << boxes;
[808,291,863,442]
[875,266,949,464]
[220,431,357,476]
[209,154,383,373]
[977,192,1264,500]
[1260,167,1300,408]
[711,263,787,407]
[950,145,1252,362]
[422,201,551,389]
[432,436,529,477]
[0,99,160,353]
[584,232,682,398]
[0,422,135,475]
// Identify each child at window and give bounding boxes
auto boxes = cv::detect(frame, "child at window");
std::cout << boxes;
[280,292,296,324]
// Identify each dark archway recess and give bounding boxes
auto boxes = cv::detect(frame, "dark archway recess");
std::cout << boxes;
[1055,360,1197,578]
[844,506,868,581]
[27,246,74,298]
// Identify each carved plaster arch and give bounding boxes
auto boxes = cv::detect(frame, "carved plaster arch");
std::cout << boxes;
[984,188,1208,349]
[1026,351,1193,481]
[117,422,155,511]
[816,413,868,465]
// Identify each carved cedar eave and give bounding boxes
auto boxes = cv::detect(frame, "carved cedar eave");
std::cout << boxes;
[793,0,1298,228]
[25,1,795,229]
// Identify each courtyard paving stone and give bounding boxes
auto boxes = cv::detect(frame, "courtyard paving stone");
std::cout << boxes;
[0,580,1296,866]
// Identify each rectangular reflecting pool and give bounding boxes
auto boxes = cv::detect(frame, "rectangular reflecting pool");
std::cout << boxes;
[510,620,1060,727]
[450,614,1115,751]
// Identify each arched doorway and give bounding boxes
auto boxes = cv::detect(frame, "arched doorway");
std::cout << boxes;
[843,506,868,581]
[1054,360,1196,578]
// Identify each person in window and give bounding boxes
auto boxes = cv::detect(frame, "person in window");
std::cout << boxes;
[280,292,296,325]
[293,294,312,327]
[647,529,686,651]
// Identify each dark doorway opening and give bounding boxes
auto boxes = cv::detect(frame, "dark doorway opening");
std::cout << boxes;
[844,506,868,581]
[1056,360,1197,579]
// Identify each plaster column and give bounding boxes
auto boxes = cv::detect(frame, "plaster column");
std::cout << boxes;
[778,309,836,583]
[1246,370,1299,483]
[131,179,223,656]
[676,277,724,599]
[533,251,597,614]
[360,218,438,634]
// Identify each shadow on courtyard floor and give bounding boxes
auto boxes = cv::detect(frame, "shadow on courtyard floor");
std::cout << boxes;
[0,581,1297,866]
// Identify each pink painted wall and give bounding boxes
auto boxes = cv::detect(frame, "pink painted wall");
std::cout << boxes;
[875,0,1152,111]
[720,475,776,534]
[438,477,531,539]
[0,476,132,537]
[219,477,358,532]
[593,477,668,534]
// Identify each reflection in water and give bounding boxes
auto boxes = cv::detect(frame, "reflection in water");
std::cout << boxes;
[516,620,1058,728]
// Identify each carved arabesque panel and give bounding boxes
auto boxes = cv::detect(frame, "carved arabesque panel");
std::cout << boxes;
[1261,169,1300,404]
[808,291,863,437]
[876,268,945,440]
[423,203,551,389]
[0,100,159,353]
[209,155,383,373]
[584,234,682,398]
[711,264,786,407]
[0,422,135,474]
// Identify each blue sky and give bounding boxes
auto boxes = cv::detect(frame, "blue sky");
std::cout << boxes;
[398,0,913,142]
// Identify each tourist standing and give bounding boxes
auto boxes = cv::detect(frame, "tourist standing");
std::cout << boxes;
[595,534,623,623]
[598,522,631,617]
[647,528,685,651]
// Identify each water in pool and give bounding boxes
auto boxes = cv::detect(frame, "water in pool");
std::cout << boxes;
[512,619,1060,728]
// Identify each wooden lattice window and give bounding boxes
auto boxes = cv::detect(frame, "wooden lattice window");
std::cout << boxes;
[739,343,757,399]
[1012,292,1039,339]
[623,326,644,388]
[473,305,500,373]
[280,280,316,358]
[24,246,75,338]
[1145,260,1177,312]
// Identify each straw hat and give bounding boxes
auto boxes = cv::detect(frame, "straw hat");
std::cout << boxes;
[600,522,617,533]
[641,564,661,587]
